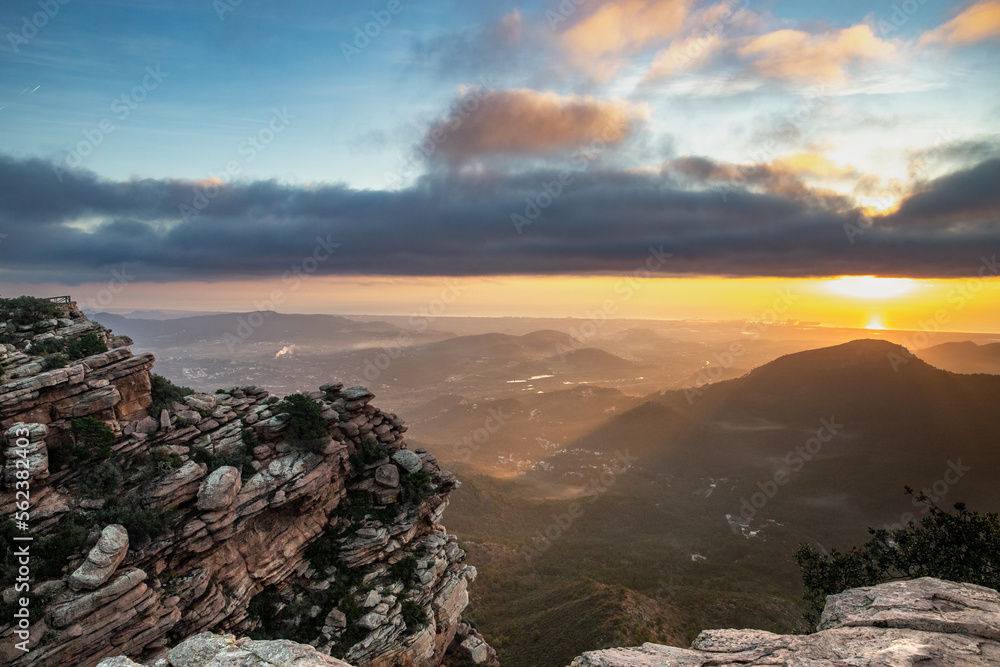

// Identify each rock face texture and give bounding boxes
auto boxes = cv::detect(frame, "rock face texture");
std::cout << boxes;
[97,631,353,667]
[0,303,490,667]
[570,577,1000,666]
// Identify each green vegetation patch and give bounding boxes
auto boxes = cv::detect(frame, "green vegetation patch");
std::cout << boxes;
[149,373,194,413]
[0,296,61,326]
[277,393,329,453]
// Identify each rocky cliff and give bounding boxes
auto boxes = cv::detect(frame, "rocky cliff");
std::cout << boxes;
[0,299,495,667]
[571,577,1000,666]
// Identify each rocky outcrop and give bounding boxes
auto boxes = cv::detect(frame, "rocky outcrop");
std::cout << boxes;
[0,302,489,667]
[0,316,153,429]
[97,631,353,666]
[570,577,1000,666]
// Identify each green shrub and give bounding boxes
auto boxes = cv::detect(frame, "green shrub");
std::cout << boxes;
[149,374,194,413]
[388,555,419,583]
[351,438,390,469]
[71,417,115,460]
[796,488,1000,624]
[32,513,91,580]
[0,296,61,326]
[241,427,259,448]
[277,394,328,453]
[401,471,433,504]
[151,448,183,470]
[31,338,66,355]
[191,446,253,480]
[95,494,171,544]
[66,333,107,359]
[401,600,428,630]
[80,461,124,497]
[43,352,69,369]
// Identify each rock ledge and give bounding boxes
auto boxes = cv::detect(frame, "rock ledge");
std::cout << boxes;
[570,578,1000,666]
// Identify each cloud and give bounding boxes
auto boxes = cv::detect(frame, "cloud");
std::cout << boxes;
[888,156,1000,226]
[424,89,647,164]
[920,0,1000,46]
[738,25,896,84]
[558,0,695,79]
[0,154,998,284]
[411,9,528,78]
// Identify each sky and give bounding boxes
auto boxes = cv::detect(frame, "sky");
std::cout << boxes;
[0,0,998,332]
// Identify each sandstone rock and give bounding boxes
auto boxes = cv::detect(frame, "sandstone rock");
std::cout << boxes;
[375,463,400,488]
[183,394,217,412]
[0,304,489,667]
[392,450,422,474]
[357,612,387,630]
[196,466,242,511]
[95,632,354,666]
[461,635,489,664]
[569,578,1000,667]
[68,524,129,591]
[341,386,373,402]
[320,382,344,393]
[818,576,1000,638]
[325,608,347,630]
[3,422,49,482]
[135,416,159,434]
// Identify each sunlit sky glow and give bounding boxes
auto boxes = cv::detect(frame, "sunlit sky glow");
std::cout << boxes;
[1,1,998,331]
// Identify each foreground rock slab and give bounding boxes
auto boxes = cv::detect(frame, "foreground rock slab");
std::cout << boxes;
[97,632,354,667]
[570,578,1000,667]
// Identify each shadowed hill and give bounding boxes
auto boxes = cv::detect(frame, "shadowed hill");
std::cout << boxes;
[572,339,1000,528]
[918,340,1000,375]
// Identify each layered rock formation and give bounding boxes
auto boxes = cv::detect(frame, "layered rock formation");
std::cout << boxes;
[0,301,494,667]
[571,577,1000,666]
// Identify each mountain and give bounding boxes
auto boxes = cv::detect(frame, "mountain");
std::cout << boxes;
[918,340,1000,375]
[576,339,1000,529]
[89,311,407,348]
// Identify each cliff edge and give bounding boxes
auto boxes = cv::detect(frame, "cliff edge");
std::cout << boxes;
[571,577,1000,666]
[0,298,495,667]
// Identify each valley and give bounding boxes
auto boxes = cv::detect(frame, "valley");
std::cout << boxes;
[89,310,1000,666]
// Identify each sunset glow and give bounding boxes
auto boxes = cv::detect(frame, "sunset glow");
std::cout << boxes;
[825,277,919,300]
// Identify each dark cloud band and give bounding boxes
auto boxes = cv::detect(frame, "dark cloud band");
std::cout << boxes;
[0,154,997,284]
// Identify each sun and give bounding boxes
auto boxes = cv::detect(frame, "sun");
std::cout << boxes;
[826,276,917,300]
[865,313,887,330]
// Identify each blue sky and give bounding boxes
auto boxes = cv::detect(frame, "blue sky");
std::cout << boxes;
[2,0,995,190]
[0,0,998,328]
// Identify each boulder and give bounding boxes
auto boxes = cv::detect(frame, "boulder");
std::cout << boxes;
[392,449,423,474]
[134,416,159,434]
[375,463,400,488]
[68,524,129,591]
[196,466,242,511]
[341,386,373,402]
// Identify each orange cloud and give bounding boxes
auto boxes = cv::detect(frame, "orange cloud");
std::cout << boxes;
[773,153,856,179]
[426,89,647,163]
[739,25,895,83]
[919,0,1000,46]
[560,0,694,78]
[645,32,724,79]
